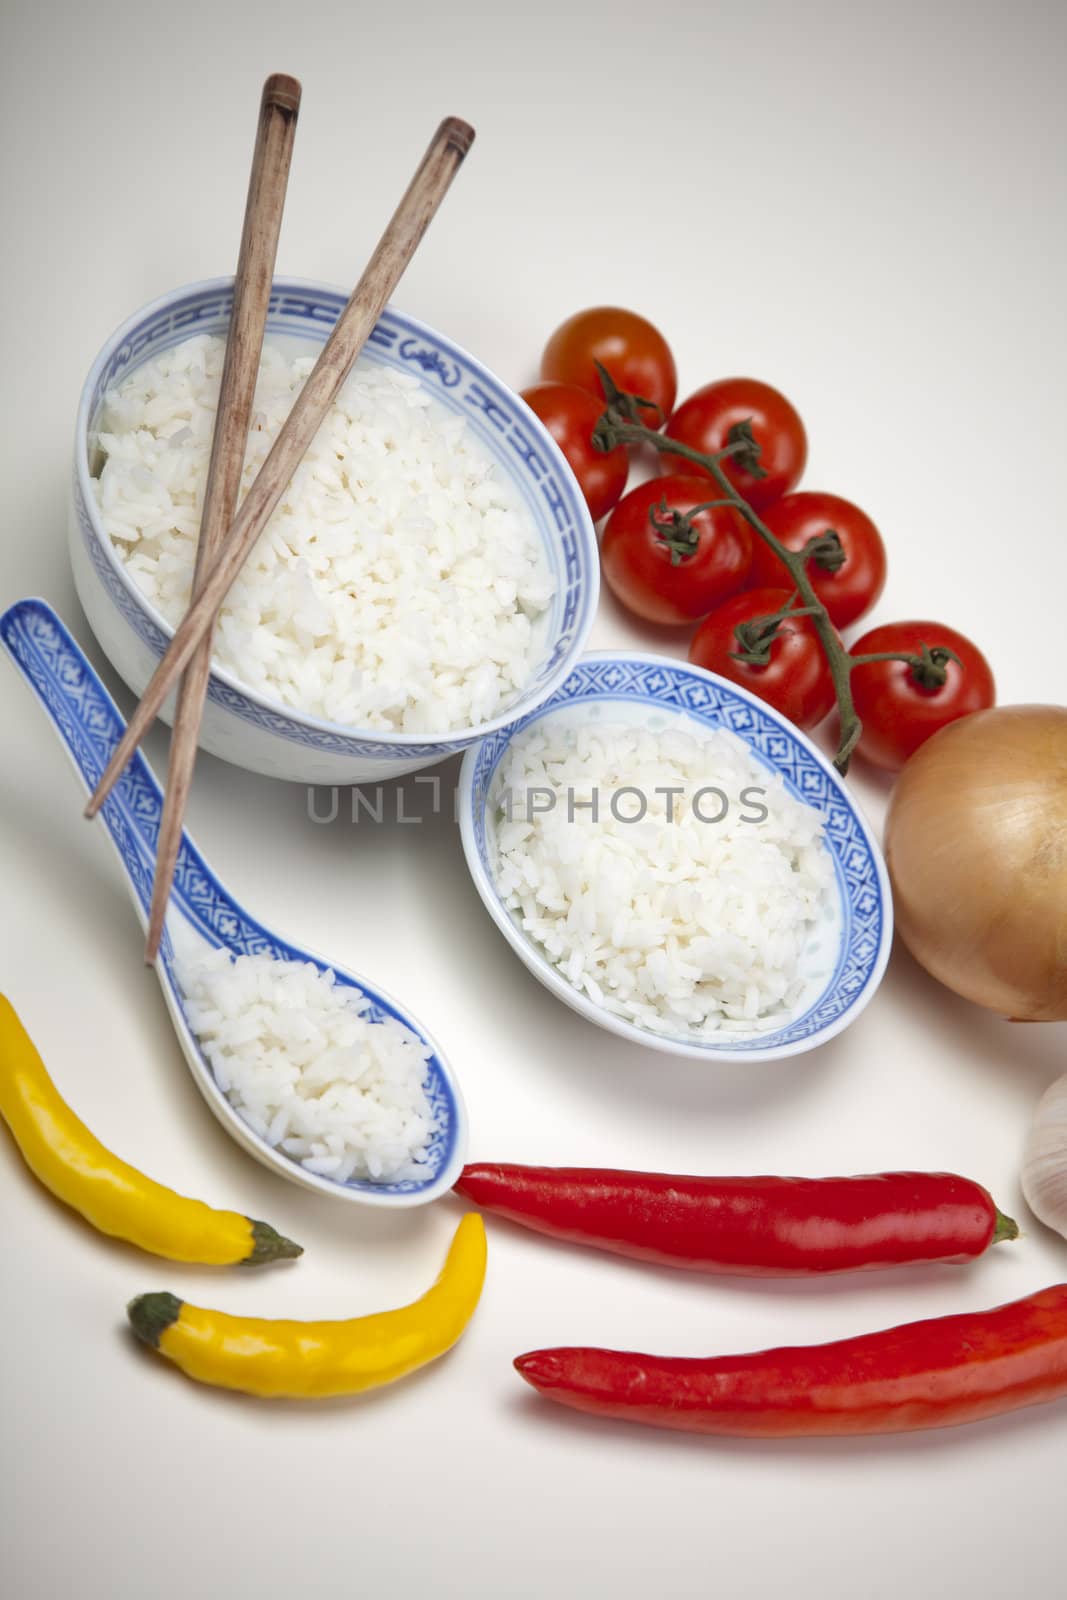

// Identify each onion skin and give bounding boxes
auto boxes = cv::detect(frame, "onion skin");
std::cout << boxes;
[884,705,1067,1021]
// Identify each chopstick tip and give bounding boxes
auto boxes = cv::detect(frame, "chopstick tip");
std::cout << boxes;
[144,907,165,966]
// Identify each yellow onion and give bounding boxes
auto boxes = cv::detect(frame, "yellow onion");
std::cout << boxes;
[884,704,1067,1021]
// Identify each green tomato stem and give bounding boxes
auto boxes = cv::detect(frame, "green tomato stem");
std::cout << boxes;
[597,415,864,772]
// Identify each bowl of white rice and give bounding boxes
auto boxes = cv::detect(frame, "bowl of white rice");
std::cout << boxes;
[70,277,599,784]
[458,652,892,1062]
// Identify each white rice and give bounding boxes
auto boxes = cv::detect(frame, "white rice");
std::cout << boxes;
[176,949,439,1184]
[92,334,554,733]
[490,718,833,1037]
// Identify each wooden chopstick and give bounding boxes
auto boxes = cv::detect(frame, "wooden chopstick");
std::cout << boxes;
[144,73,301,964]
[85,115,475,824]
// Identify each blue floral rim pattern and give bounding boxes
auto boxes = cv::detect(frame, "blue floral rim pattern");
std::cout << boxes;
[466,654,889,1054]
[0,598,460,1194]
[73,279,598,757]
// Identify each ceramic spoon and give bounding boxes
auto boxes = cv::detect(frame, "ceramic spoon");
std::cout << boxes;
[0,598,467,1208]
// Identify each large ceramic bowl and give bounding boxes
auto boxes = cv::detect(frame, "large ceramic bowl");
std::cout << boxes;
[70,277,599,784]
[458,651,893,1062]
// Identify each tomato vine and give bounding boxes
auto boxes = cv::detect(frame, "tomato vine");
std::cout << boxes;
[591,365,958,773]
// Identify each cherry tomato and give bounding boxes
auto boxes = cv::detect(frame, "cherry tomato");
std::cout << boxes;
[601,476,753,626]
[662,378,807,509]
[541,307,677,428]
[749,491,887,629]
[850,620,995,770]
[688,587,838,729]
[520,382,628,521]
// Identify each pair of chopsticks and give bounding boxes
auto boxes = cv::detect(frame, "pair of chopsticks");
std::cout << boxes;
[84,81,475,963]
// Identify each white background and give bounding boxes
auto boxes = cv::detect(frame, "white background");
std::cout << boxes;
[2,2,1066,1596]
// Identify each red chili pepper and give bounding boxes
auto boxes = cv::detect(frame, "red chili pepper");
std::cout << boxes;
[514,1286,1067,1437]
[454,1164,1017,1275]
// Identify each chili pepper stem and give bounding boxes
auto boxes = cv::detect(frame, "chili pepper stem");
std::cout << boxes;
[128,1292,184,1350]
[994,1208,1020,1244]
[244,1219,303,1264]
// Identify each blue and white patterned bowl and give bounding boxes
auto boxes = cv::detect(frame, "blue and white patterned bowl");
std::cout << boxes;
[70,277,599,785]
[1,599,467,1206]
[458,651,892,1062]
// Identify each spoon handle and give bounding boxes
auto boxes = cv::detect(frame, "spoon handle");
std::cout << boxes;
[2,600,163,927]
[2,599,292,966]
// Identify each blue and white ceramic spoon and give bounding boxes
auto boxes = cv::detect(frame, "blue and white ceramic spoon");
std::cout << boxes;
[0,598,467,1208]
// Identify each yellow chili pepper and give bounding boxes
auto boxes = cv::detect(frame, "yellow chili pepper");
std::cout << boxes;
[128,1213,487,1398]
[0,994,301,1266]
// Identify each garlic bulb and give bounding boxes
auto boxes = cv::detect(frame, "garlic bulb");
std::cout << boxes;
[1022,1075,1067,1238]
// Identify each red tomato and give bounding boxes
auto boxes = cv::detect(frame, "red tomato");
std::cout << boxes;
[662,378,807,509]
[541,307,677,428]
[601,476,753,626]
[850,620,996,770]
[520,382,628,521]
[688,587,837,729]
[750,492,887,629]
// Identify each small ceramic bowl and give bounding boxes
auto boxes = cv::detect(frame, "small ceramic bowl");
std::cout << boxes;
[70,277,599,785]
[458,651,893,1062]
